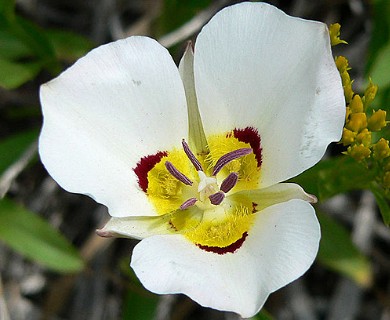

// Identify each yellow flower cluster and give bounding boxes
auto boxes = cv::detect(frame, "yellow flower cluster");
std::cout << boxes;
[330,24,390,187]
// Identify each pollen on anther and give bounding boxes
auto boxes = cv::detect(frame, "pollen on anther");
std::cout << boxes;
[213,148,252,175]
[165,161,193,186]
[182,139,203,171]
[180,197,197,210]
[209,191,225,205]
[220,172,239,193]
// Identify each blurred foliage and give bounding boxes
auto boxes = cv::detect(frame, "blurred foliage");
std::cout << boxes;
[0,0,389,318]
[155,0,211,37]
[367,0,390,108]
[291,156,389,225]
[317,212,372,287]
[0,198,84,272]
[0,130,38,175]
[0,0,92,89]
[250,310,274,320]
[122,291,158,320]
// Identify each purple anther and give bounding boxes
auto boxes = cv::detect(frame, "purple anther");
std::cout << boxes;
[182,139,203,171]
[209,191,225,205]
[220,172,239,193]
[165,161,193,186]
[180,197,197,210]
[212,148,252,176]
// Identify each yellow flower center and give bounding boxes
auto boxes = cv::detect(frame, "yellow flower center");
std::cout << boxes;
[135,128,262,252]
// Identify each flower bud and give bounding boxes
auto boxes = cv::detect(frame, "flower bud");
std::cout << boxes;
[373,138,390,160]
[383,171,390,188]
[329,23,347,46]
[347,144,371,161]
[345,106,351,121]
[349,95,363,113]
[344,83,354,103]
[364,81,378,107]
[335,56,349,73]
[341,128,356,146]
[346,113,367,133]
[356,129,371,147]
[368,109,387,132]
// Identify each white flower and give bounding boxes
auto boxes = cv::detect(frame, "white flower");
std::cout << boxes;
[39,2,345,318]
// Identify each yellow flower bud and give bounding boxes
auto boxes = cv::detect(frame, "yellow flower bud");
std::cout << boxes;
[329,23,348,46]
[368,109,387,132]
[340,70,351,86]
[346,113,367,132]
[345,106,351,121]
[349,95,363,113]
[335,56,349,73]
[363,80,378,107]
[356,129,371,147]
[373,138,390,160]
[344,83,354,103]
[384,158,390,171]
[347,144,371,161]
[383,171,390,188]
[341,128,356,146]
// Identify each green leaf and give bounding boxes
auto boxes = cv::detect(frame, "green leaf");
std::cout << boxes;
[0,28,33,60]
[0,57,41,89]
[291,157,374,201]
[370,42,390,88]
[0,11,60,78]
[317,212,372,287]
[0,130,38,174]
[250,310,274,320]
[0,198,84,273]
[122,290,158,320]
[45,29,94,62]
[370,183,390,226]
[367,0,390,73]
[155,0,211,36]
[0,0,15,19]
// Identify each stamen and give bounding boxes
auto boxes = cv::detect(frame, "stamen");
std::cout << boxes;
[180,197,197,210]
[212,148,252,175]
[165,161,193,186]
[209,191,225,205]
[220,172,239,193]
[182,139,203,171]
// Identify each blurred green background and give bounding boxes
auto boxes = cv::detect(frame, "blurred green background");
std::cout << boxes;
[0,0,389,319]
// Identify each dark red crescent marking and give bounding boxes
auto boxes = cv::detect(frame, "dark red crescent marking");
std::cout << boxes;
[133,151,168,192]
[233,127,262,167]
[196,232,248,255]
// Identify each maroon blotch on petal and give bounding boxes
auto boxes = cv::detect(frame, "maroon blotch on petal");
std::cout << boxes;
[233,127,262,167]
[197,232,248,254]
[133,151,167,192]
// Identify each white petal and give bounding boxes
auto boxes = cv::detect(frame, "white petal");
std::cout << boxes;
[97,214,175,240]
[39,37,187,217]
[194,2,345,187]
[131,199,320,318]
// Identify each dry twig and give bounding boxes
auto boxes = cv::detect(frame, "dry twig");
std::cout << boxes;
[0,140,38,199]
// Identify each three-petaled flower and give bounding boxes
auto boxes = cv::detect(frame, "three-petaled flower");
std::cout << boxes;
[39,2,345,317]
